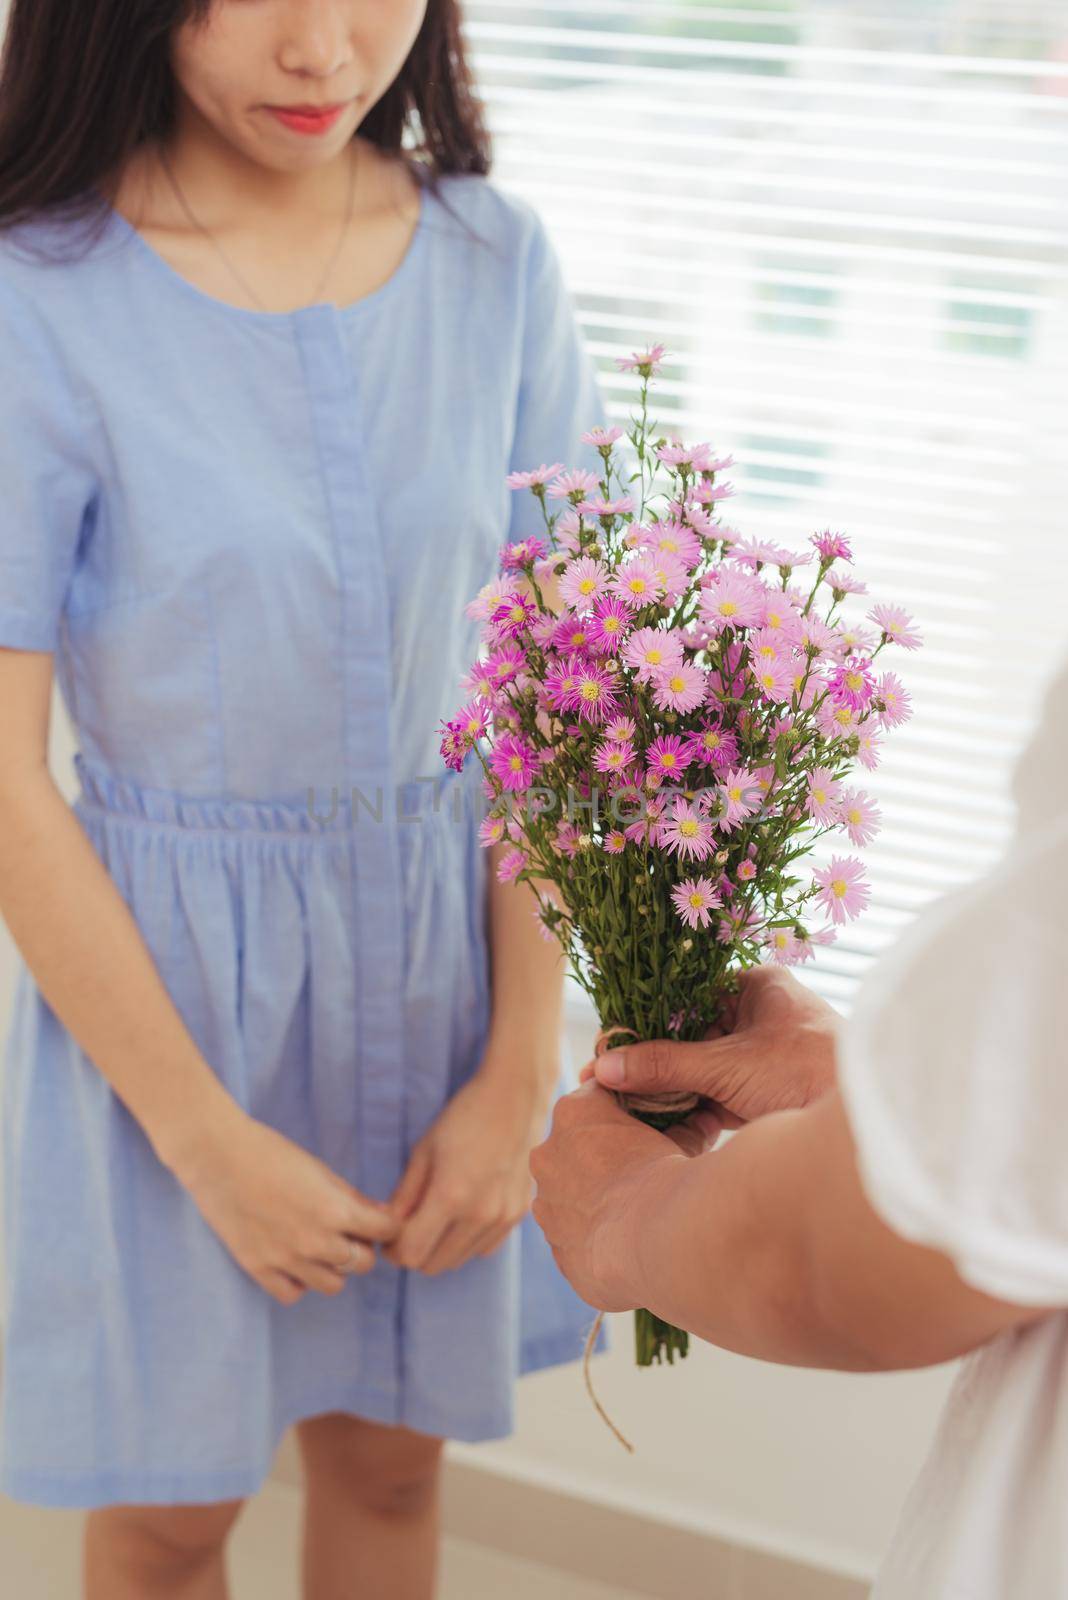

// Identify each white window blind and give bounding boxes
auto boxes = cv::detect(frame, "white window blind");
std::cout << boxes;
[464,0,1068,1008]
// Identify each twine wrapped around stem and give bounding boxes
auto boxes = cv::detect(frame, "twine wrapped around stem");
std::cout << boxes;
[580,1025,702,1450]
[593,1025,702,1120]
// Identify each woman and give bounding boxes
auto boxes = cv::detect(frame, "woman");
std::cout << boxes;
[0,1,606,1595]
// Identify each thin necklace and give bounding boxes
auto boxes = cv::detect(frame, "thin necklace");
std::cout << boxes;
[156,140,359,313]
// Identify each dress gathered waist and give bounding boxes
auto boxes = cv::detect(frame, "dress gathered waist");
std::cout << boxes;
[70,749,485,840]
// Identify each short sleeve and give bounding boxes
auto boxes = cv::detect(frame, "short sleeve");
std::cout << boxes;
[507,204,610,544]
[837,657,1068,1305]
[0,274,99,652]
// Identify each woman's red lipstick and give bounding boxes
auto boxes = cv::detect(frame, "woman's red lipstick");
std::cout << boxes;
[265,103,347,136]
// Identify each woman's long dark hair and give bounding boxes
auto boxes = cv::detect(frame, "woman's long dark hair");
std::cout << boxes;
[0,0,493,259]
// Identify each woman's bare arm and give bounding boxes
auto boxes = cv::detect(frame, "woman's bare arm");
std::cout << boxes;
[0,647,235,1173]
[0,646,399,1301]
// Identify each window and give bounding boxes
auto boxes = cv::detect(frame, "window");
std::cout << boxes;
[465,0,1068,1010]
[943,277,1036,360]
[751,259,842,340]
[736,432,831,507]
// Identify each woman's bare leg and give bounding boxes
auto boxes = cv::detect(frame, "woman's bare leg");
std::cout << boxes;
[295,1413,445,1600]
[83,1498,246,1600]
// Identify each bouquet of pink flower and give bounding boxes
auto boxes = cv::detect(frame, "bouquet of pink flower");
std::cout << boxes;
[440,342,920,1369]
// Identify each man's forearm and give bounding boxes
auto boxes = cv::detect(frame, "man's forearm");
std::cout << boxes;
[626,1088,1044,1373]
[629,1104,882,1370]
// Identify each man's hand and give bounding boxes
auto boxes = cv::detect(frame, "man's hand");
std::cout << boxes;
[581,966,839,1126]
[530,1082,717,1311]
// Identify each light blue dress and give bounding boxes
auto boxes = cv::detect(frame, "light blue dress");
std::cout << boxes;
[0,166,609,1509]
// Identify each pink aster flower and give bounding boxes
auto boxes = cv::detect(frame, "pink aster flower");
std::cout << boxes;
[834,622,878,658]
[875,671,913,727]
[691,477,737,510]
[750,652,795,704]
[717,907,762,945]
[650,661,708,714]
[717,767,762,831]
[685,719,740,770]
[807,767,843,824]
[655,439,710,472]
[582,423,625,448]
[855,728,883,771]
[622,625,685,681]
[811,529,853,564]
[643,520,703,570]
[439,721,468,772]
[671,876,721,931]
[577,494,635,521]
[660,798,717,862]
[552,820,585,858]
[759,595,804,644]
[490,733,538,791]
[817,699,861,742]
[730,536,807,572]
[484,644,526,687]
[460,659,499,703]
[646,734,690,780]
[747,626,789,666]
[869,603,923,650]
[496,847,527,883]
[647,550,690,606]
[698,570,765,634]
[823,566,867,597]
[702,481,735,503]
[736,857,757,882]
[594,739,636,776]
[477,814,507,848]
[572,661,622,725]
[812,857,870,924]
[751,765,778,804]
[547,469,602,506]
[799,614,838,657]
[603,829,627,854]
[506,463,564,492]
[500,537,549,570]
[765,927,804,966]
[451,699,490,745]
[611,555,665,611]
[490,591,537,640]
[693,445,735,474]
[603,714,638,744]
[552,613,594,654]
[615,341,667,376]
[828,655,875,710]
[587,595,632,654]
[558,555,611,612]
[544,650,591,714]
[838,788,881,846]
[465,576,513,623]
[531,610,562,648]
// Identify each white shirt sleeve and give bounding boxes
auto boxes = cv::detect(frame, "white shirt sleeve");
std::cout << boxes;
[836,648,1068,1307]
